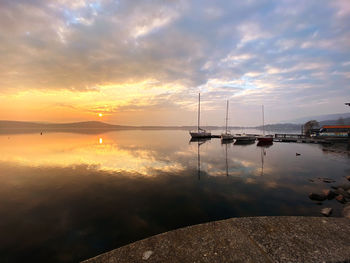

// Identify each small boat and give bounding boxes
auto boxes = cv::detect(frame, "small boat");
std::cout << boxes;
[257,105,273,143]
[221,100,234,141]
[190,128,211,138]
[257,136,273,143]
[234,134,256,142]
[190,93,211,138]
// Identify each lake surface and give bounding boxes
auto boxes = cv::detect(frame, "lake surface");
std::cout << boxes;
[0,130,349,262]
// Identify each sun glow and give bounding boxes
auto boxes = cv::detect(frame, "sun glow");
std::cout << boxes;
[98,113,103,117]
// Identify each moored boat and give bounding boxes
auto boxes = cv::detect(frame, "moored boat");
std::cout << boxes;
[221,133,234,140]
[257,105,273,143]
[190,93,211,138]
[234,134,256,142]
[190,129,211,138]
[257,135,273,143]
[221,100,234,141]
[257,140,273,147]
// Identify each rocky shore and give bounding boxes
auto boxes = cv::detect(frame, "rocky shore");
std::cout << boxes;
[309,175,350,218]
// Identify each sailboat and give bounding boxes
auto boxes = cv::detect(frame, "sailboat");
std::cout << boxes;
[221,100,234,140]
[234,133,256,142]
[257,105,273,143]
[189,93,211,138]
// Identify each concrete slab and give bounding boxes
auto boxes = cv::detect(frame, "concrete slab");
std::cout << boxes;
[82,217,350,263]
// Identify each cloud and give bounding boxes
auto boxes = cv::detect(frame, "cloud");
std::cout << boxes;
[0,0,349,125]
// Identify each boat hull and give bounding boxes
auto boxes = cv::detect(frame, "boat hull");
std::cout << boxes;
[234,136,256,142]
[257,136,273,143]
[190,131,212,138]
[221,134,234,140]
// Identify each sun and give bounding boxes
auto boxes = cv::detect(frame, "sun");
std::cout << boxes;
[98,113,103,117]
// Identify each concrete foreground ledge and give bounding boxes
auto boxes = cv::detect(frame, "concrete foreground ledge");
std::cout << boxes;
[83,216,350,263]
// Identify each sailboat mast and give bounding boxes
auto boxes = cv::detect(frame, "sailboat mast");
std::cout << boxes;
[198,93,200,132]
[225,100,229,134]
[262,105,265,136]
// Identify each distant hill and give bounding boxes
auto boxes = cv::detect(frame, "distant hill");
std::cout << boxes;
[1,117,349,135]
[0,120,124,134]
[319,117,350,126]
[0,120,119,129]
[253,117,350,132]
[253,123,302,132]
[0,120,197,134]
[288,112,350,124]
[0,120,245,130]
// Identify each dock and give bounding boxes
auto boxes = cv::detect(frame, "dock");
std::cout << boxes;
[210,134,260,139]
[207,133,349,144]
[274,134,326,143]
[274,134,349,143]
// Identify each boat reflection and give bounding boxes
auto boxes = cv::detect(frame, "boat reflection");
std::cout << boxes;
[189,137,211,143]
[224,143,231,176]
[256,141,271,176]
[234,140,255,146]
[260,147,266,176]
[257,141,273,148]
[189,137,210,180]
[221,138,233,145]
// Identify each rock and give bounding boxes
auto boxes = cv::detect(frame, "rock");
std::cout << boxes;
[335,188,350,198]
[321,208,333,217]
[323,179,334,183]
[332,184,350,191]
[142,250,153,260]
[336,195,346,204]
[309,193,327,201]
[318,177,336,183]
[322,189,336,200]
[343,205,350,219]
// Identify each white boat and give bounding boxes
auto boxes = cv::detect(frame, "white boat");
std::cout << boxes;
[189,93,211,138]
[234,134,256,142]
[234,138,255,145]
[257,105,273,143]
[221,100,234,140]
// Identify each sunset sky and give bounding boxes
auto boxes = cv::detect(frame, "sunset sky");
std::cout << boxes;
[0,0,349,126]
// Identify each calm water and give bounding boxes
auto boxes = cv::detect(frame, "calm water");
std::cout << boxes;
[0,130,349,262]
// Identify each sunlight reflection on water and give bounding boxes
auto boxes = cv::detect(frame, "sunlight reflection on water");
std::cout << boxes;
[0,129,349,262]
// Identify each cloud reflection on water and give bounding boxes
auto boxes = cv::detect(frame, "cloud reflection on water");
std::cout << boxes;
[0,130,349,262]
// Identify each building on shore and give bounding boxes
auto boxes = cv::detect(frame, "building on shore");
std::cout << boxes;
[317,125,350,137]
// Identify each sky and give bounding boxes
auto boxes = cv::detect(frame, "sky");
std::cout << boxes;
[0,0,349,126]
